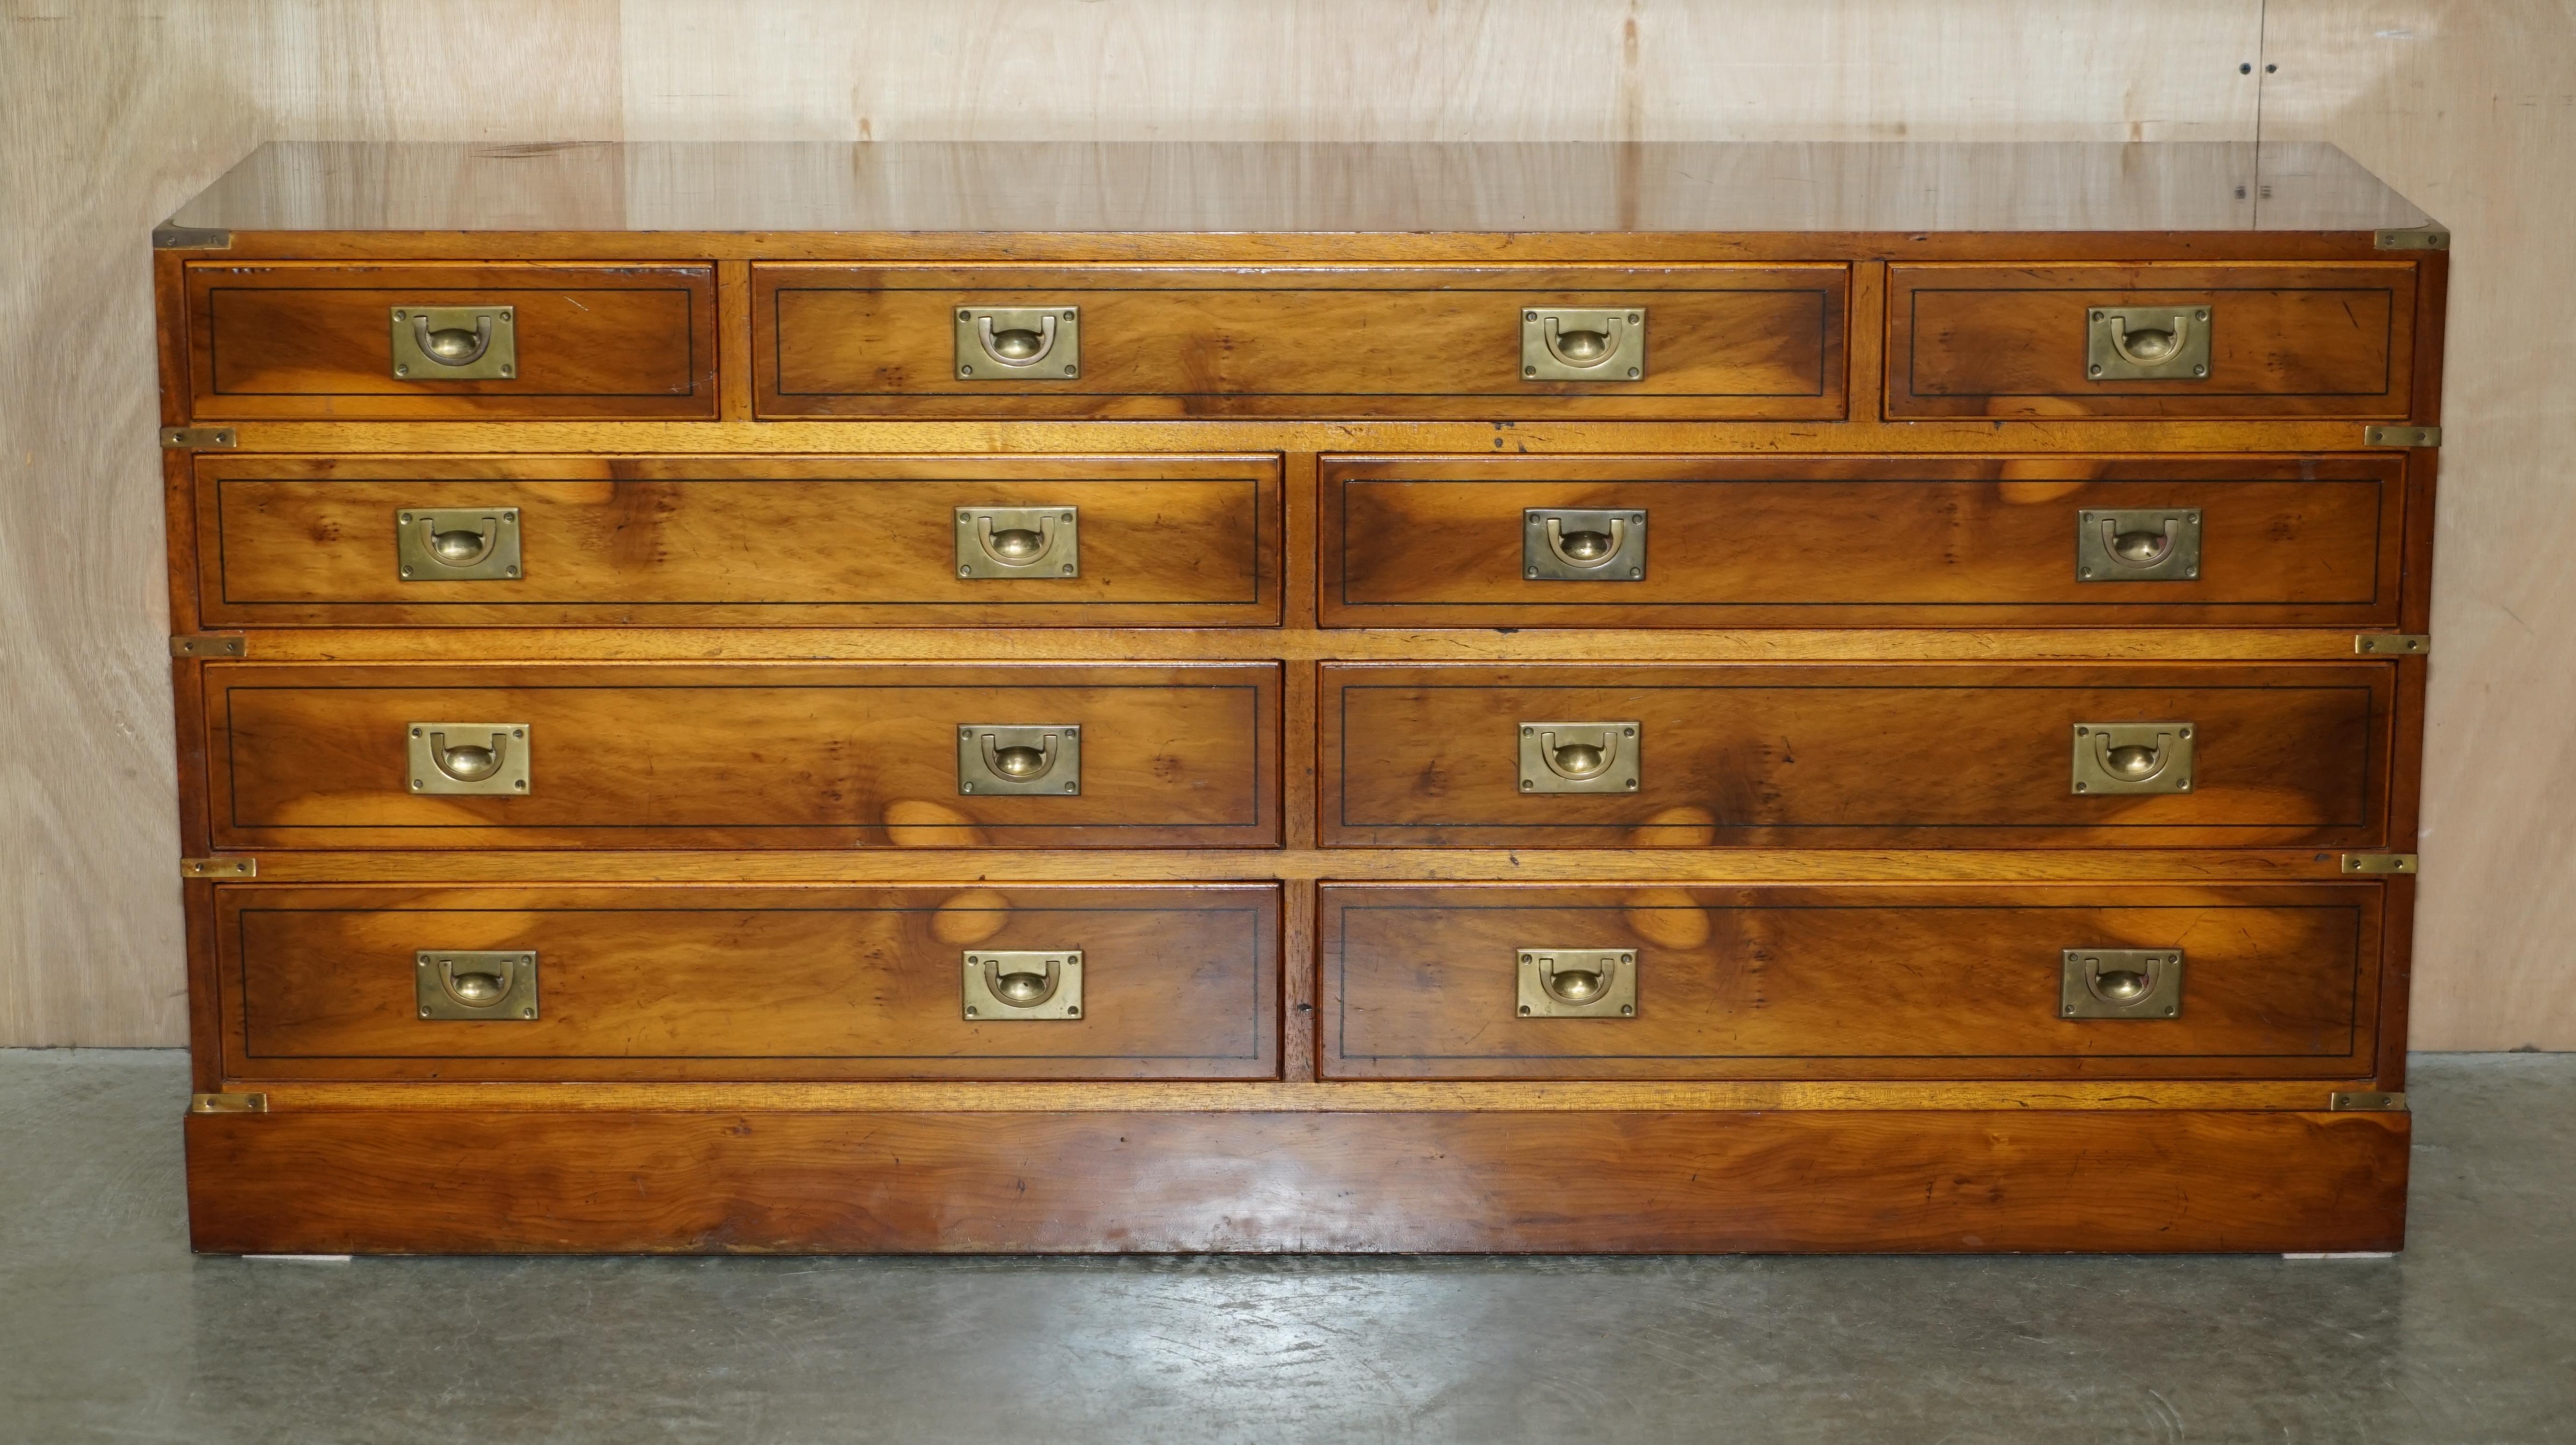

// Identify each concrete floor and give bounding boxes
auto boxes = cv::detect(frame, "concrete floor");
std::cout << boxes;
[3,1054,2571,1445]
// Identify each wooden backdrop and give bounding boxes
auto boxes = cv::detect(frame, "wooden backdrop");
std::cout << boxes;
[2,0,2567,1049]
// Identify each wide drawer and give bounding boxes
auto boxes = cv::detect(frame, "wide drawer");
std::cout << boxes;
[1887,263,2420,419]
[218,884,1278,1081]
[1319,883,2386,1080]
[1323,453,2407,627]
[752,264,1847,419]
[184,262,718,419]
[190,454,1279,627]
[1320,663,2394,849]
[205,662,1278,849]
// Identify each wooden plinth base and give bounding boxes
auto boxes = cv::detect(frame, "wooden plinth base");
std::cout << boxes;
[185,1107,2408,1255]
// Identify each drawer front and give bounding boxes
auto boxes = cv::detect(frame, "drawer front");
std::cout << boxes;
[206,663,1278,849]
[1323,453,2405,627]
[220,884,1277,1081]
[1887,263,2418,418]
[1320,883,2384,1080]
[192,454,1278,627]
[1320,663,2393,849]
[186,262,717,419]
[753,264,1846,420]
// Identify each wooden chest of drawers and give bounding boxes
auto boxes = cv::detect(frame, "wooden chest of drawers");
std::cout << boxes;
[157,141,2442,1254]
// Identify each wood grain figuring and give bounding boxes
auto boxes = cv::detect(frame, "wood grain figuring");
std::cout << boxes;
[1888,263,2419,418]
[1325,453,2407,628]
[222,884,1277,1081]
[204,662,1278,850]
[183,1107,2409,1254]
[192,453,1280,626]
[186,263,718,420]
[1320,882,2381,1080]
[1321,662,2396,849]
[754,264,1846,420]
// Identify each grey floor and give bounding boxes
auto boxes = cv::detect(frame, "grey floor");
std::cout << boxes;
[3,1054,2571,1445]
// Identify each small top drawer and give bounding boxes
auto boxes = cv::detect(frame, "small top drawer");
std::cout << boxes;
[1887,263,2420,419]
[753,264,1847,420]
[184,263,718,419]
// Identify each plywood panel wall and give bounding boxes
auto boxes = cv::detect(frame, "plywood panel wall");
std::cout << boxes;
[0,0,2564,1047]
[2264,1,2576,1050]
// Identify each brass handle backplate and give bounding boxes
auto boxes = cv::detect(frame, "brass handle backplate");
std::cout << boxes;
[956,506,1080,578]
[1524,508,1647,581]
[389,305,517,381]
[2070,722,2194,795]
[408,722,531,795]
[955,306,1081,380]
[2086,305,2211,381]
[1519,720,1641,794]
[1522,307,1645,382]
[957,723,1082,795]
[962,949,1083,1020]
[2075,507,2201,582]
[1517,947,1637,1018]
[397,507,522,581]
[2061,948,2183,1019]
[416,950,539,1020]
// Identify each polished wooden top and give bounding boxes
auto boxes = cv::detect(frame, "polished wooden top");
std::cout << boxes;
[169,141,2431,235]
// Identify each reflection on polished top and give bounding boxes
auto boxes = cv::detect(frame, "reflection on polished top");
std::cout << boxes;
[167,141,2432,235]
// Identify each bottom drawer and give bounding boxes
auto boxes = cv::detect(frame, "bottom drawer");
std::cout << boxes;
[1320,883,2385,1081]
[220,884,1278,1081]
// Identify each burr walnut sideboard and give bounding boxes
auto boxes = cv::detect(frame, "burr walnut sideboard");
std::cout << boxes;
[155,142,2444,1254]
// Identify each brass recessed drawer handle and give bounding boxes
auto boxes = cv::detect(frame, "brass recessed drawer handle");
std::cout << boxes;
[1517,947,1638,1018]
[2086,305,2210,380]
[1521,307,1646,382]
[2070,722,2194,795]
[1524,508,1646,581]
[956,507,1078,576]
[955,306,1081,379]
[2060,948,2183,1019]
[962,950,1083,1020]
[1519,721,1642,793]
[409,722,532,794]
[397,508,521,580]
[416,950,539,1020]
[1544,313,1626,369]
[957,724,1082,795]
[978,312,1059,366]
[389,305,516,380]
[2076,508,2201,582]
[412,311,495,366]
[1540,728,1619,781]
[2108,313,2190,367]
[1547,515,1626,569]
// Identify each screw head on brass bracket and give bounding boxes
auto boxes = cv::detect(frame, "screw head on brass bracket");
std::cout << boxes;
[2355,634,2429,656]
[170,635,247,658]
[2340,853,2419,875]
[160,427,237,449]
[2329,1091,2409,1112]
